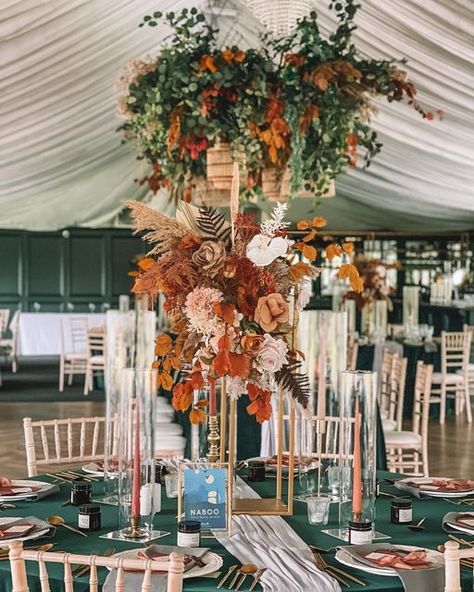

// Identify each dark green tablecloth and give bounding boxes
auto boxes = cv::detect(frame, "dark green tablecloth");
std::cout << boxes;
[0,473,472,591]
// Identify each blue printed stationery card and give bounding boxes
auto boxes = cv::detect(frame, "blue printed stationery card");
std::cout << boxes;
[183,467,227,529]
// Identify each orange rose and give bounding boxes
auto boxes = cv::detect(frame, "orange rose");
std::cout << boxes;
[240,334,264,356]
[254,293,289,332]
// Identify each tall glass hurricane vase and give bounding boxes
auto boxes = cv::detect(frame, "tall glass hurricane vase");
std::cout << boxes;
[403,286,420,330]
[103,310,136,504]
[338,371,377,538]
[113,369,161,541]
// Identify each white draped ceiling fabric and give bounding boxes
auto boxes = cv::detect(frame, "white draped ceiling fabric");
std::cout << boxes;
[1,0,473,231]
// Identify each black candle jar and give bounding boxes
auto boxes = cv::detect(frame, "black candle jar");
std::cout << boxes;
[70,480,92,506]
[248,460,266,482]
[391,497,413,524]
[78,504,101,531]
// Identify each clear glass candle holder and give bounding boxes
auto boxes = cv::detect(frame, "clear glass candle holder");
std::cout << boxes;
[307,495,331,526]
[165,473,179,498]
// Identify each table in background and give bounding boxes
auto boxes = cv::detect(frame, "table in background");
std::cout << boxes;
[12,313,105,357]
[0,473,471,591]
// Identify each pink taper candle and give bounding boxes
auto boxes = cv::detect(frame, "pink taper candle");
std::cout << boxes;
[317,324,328,419]
[131,397,141,519]
[352,396,363,518]
[208,379,217,416]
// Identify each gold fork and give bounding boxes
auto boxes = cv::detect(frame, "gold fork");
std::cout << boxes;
[313,554,350,588]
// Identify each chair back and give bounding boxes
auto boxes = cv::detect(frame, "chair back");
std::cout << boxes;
[86,328,105,357]
[444,540,474,592]
[286,413,355,460]
[440,329,471,376]
[8,540,184,592]
[0,308,10,336]
[68,317,88,353]
[412,361,433,437]
[387,323,404,338]
[380,350,396,417]
[387,356,408,430]
[23,416,114,477]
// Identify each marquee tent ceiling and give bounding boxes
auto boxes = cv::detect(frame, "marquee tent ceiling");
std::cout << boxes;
[1,0,473,231]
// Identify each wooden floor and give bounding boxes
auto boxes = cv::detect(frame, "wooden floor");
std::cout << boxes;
[0,400,473,478]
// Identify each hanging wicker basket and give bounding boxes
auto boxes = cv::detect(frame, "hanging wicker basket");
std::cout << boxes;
[262,167,290,202]
[192,178,231,208]
[206,143,234,190]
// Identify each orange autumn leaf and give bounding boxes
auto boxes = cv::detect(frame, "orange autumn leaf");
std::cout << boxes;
[302,229,317,243]
[342,242,354,254]
[161,372,173,391]
[338,263,360,282]
[326,243,342,261]
[190,407,207,425]
[221,49,234,63]
[228,352,250,378]
[169,356,181,371]
[195,399,208,409]
[213,302,235,325]
[155,333,173,356]
[297,220,310,230]
[301,244,317,261]
[151,360,160,370]
[138,257,155,271]
[290,261,317,282]
[218,334,232,351]
[178,234,202,250]
[172,382,193,412]
[163,358,172,372]
[234,50,246,63]
[189,370,204,390]
[213,349,230,376]
[312,216,327,228]
[351,275,364,293]
[199,54,217,73]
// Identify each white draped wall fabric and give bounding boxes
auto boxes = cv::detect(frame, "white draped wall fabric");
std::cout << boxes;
[0,0,473,230]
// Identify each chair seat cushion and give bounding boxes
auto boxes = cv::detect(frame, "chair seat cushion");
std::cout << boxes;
[384,431,422,447]
[382,419,397,432]
[431,372,464,384]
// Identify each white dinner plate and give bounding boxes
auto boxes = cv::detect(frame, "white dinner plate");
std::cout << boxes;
[0,517,50,544]
[395,477,474,498]
[0,480,51,502]
[336,545,444,577]
[107,549,223,578]
[445,511,474,535]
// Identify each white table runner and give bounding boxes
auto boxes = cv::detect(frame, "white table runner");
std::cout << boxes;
[214,478,340,592]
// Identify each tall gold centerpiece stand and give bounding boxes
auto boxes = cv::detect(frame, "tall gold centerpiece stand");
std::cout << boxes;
[218,297,298,516]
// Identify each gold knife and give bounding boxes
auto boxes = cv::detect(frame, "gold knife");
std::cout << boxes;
[216,564,237,588]
[249,568,266,591]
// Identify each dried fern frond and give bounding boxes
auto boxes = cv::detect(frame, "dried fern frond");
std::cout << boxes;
[127,200,188,256]
[275,360,310,408]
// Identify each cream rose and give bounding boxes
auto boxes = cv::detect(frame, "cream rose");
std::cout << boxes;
[254,293,289,332]
[257,334,288,373]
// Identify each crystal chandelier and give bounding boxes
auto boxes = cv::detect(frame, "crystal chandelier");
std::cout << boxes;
[240,0,311,36]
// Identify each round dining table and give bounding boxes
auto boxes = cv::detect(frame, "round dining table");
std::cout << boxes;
[0,473,472,591]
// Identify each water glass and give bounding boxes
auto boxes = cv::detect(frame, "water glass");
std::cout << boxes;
[164,473,179,498]
[327,466,350,498]
[306,495,331,526]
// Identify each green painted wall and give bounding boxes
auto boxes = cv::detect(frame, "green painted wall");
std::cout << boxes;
[0,228,144,313]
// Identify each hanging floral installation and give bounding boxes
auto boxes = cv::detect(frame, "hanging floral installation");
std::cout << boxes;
[128,200,360,424]
[117,3,440,202]
[344,257,399,310]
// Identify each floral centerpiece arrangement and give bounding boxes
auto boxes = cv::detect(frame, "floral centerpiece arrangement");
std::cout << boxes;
[117,3,439,201]
[128,200,361,424]
[344,257,398,311]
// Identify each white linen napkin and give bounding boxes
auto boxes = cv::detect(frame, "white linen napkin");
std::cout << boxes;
[214,478,340,592]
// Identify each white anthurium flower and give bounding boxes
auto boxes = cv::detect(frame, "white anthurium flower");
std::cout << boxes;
[246,234,289,267]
